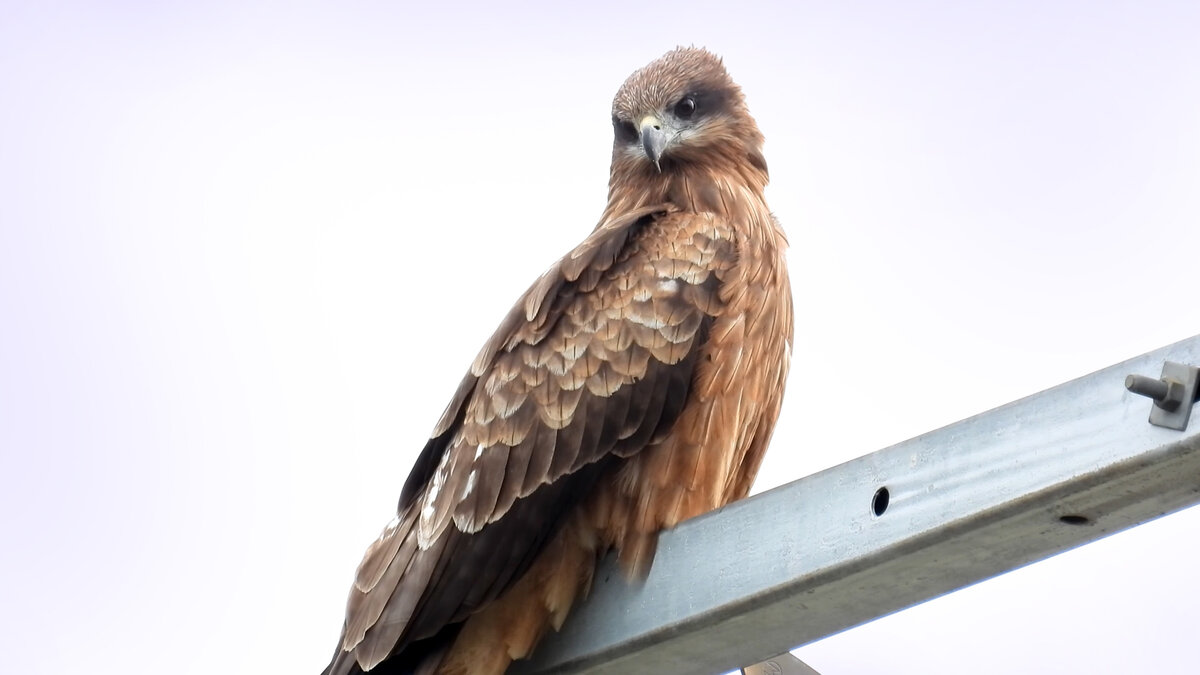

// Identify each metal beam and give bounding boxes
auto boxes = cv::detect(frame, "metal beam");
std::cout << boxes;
[515,335,1200,675]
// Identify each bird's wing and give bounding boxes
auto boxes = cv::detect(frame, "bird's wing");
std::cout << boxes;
[328,205,739,673]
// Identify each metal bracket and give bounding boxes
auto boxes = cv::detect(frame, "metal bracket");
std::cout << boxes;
[742,653,823,675]
[1125,360,1200,431]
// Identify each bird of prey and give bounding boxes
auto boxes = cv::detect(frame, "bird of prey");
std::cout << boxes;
[324,46,793,675]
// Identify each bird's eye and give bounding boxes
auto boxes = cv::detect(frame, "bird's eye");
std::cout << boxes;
[674,96,697,119]
[613,117,639,144]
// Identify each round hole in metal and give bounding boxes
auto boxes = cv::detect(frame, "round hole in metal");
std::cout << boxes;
[872,487,890,517]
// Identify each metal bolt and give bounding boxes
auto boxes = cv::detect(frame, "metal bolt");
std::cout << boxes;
[1125,374,1183,411]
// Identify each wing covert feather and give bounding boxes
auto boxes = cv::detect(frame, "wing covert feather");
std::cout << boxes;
[328,208,739,673]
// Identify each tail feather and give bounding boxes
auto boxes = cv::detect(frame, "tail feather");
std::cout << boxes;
[323,623,461,675]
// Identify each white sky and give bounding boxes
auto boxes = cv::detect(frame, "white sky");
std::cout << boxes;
[2,2,1199,673]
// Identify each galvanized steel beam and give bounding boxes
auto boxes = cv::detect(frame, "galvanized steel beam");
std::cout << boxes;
[515,335,1200,675]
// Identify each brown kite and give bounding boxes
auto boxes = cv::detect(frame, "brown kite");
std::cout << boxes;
[323,46,793,675]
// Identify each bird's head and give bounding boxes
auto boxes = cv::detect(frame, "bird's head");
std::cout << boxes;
[609,47,766,179]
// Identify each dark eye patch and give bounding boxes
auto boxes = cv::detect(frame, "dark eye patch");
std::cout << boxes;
[613,116,639,144]
[675,86,729,122]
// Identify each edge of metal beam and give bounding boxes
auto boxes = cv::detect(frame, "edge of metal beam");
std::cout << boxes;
[515,334,1200,675]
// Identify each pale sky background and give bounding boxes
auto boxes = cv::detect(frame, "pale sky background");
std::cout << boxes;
[2,2,1199,674]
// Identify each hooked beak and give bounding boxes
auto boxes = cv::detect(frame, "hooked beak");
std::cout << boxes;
[640,115,668,169]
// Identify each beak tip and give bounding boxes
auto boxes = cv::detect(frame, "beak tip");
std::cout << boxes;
[640,122,668,165]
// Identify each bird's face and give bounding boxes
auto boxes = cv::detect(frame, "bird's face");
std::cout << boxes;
[610,47,763,175]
